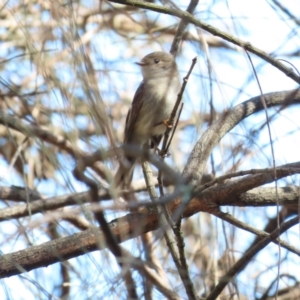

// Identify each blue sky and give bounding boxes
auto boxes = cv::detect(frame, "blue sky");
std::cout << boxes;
[0,0,300,298]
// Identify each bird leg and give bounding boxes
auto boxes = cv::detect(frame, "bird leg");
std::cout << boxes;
[150,137,161,153]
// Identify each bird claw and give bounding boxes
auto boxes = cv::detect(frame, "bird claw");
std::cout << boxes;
[158,149,171,158]
[163,119,173,129]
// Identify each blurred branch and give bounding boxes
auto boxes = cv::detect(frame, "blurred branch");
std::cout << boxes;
[170,0,199,56]
[0,111,113,180]
[140,232,173,299]
[1,180,300,223]
[260,277,300,300]
[0,111,79,157]
[61,214,92,231]
[271,0,300,26]
[193,162,300,201]
[121,247,181,300]
[109,0,300,84]
[1,183,300,278]
[0,186,42,201]
[246,206,298,252]
[0,159,299,225]
[73,161,138,299]
[195,165,300,193]
[47,223,71,298]
[76,45,116,148]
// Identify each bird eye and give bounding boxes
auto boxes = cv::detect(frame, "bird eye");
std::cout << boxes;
[154,58,160,64]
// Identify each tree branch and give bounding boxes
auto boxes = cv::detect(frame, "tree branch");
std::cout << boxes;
[206,216,300,300]
[109,0,300,84]
[1,182,300,278]
[183,89,300,185]
[170,0,199,56]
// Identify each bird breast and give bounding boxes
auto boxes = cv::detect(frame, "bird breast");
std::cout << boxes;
[134,77,179,140]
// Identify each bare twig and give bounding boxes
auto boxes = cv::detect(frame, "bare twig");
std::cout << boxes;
[160,56,197,159]
[153,55,198,299]
[0,186,42,201]
[214,211,300,258]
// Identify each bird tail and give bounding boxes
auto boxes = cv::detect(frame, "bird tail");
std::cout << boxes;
[114,159,135,189]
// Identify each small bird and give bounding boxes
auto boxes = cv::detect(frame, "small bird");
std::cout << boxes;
[115,51,180,188]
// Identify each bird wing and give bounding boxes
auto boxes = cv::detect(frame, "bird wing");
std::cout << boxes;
[124,81,146,144]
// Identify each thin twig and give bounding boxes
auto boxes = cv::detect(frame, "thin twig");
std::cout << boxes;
[160,56,197,159]
[155,55,198,299]
[271,0,300,26]
[214,211,300,260]
[157,56,197,201]
[165,102,184,153]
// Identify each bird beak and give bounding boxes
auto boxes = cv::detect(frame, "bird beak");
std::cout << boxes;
[135,61,147,66]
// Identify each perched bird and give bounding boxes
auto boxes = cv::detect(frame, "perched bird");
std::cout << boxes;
[115,51,180,188]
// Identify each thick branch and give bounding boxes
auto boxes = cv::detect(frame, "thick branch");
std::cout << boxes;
[1,182,300,278]
[183,89,300,185]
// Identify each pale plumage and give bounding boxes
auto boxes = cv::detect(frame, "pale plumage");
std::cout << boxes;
[115,52,180,188]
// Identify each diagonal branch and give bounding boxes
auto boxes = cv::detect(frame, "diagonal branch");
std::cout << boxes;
[183,89,300,185]
[214,211,300,258]
[170,0,199,56]
[206,216,300,300]
[109,0,300,84]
